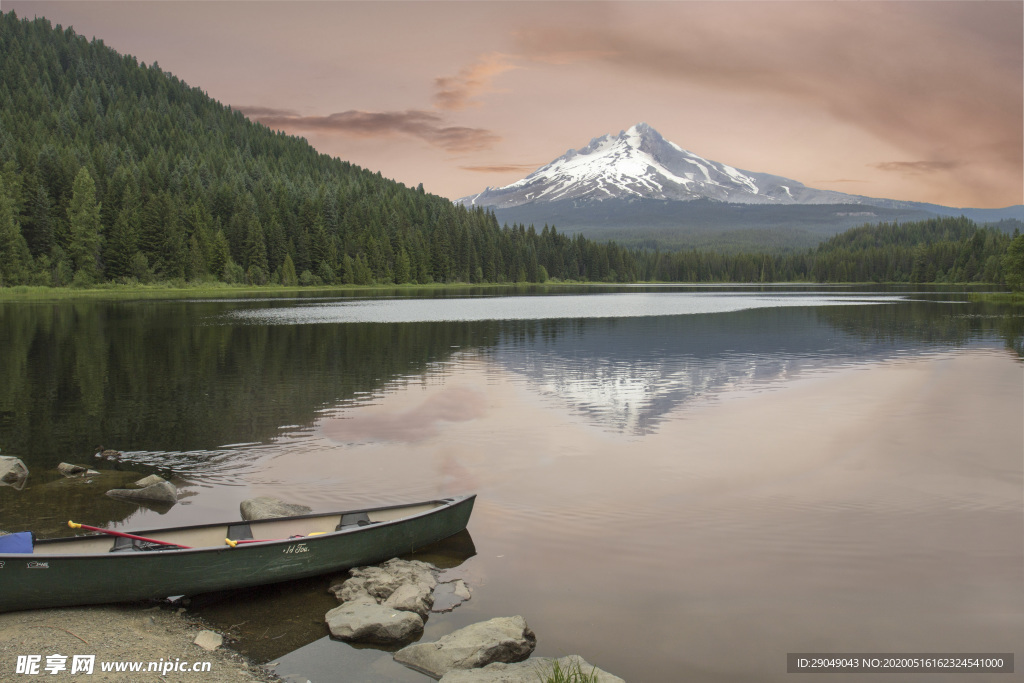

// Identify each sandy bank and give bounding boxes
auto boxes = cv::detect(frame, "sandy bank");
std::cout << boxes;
[0,605,280,682]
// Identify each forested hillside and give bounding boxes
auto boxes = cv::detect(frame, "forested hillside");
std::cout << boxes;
[635,217,1018,284]
[0,11,637,287]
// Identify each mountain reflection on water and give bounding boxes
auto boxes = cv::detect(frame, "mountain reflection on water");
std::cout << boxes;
[491,299,1024,433]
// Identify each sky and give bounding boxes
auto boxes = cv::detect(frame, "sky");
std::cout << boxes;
[8,1,1023,208]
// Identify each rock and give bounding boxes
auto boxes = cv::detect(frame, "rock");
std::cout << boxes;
[330,579,375,604]
[133,474,167,487]
[193,630,223,651]
[106,481,178,504]
[439,655,625,683]
[57,462,98,478]
[325,601,424,643]
[453,580,472,601]
[239,496,312,521]
[333,558,439,604]
[431,579,472,613]
[382,581,434,618]
[0,456,29,489]
[351,558,438,601]
[325,558,445,641]
[393,615,537,678]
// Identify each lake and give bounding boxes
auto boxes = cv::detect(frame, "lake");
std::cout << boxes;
[1,286,1021,682]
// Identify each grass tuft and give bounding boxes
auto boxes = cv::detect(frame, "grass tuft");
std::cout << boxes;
[537,657,600,683]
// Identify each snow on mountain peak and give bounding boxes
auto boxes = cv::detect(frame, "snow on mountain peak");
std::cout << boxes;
[457,123,859,209]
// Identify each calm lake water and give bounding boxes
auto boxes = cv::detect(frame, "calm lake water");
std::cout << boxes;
[1,286,1021,682]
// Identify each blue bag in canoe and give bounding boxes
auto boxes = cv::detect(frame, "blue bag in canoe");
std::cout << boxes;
[0,532,33,553]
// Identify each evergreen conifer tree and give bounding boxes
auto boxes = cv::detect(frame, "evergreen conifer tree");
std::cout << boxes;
[0,176,32,285]
[66,167,103,282]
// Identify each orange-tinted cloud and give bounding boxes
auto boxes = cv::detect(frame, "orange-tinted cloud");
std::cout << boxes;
[238,107,500,152]
[434,53,519,111]
[514,2,1023,206]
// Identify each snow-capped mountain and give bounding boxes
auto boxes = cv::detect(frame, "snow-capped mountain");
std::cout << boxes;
[458,123,874,208]
[456,123,1023,250]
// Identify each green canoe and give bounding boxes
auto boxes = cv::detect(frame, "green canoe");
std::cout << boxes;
[0,494,475,612]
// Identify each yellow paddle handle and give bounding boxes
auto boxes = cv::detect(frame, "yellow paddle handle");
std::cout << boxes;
[68,521,82,529]
[224,538,238,548]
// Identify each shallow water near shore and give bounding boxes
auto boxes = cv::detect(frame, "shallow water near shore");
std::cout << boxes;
[1,286,1021,682]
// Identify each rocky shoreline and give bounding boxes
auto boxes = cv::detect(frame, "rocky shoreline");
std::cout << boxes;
[2,465,625,682]
[321,557,623,682]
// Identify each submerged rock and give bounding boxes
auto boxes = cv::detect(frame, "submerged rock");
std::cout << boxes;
[432,578,473,613]
[239,496,312,521]
[325,601,424,643]
[439,655,625,683]
[0,456,29,490]
[393,615,537,678]
[57,462,99,478]
[106,480,178,504]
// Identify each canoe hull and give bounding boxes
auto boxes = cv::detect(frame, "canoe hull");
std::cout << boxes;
[0,494,474,613]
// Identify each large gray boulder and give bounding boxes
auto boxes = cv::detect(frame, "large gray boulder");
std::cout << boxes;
[0,456,28,489]
[325,601,424,643]
[440,655,625,683]
[393,616,537,678]
[239,497,312,521]
[106,480,177,504]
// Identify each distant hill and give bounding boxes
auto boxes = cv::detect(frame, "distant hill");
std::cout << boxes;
[458,123,1024,252]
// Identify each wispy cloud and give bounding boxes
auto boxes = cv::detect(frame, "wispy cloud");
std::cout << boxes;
[434,53,519,111]
[238,51,522,156]
[231,105,299,118]
[460,163,540,174]
[238,107,500,152]
[872,160,963,175]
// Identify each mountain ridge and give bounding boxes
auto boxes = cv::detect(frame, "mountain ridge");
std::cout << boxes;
[457,124,1023,249]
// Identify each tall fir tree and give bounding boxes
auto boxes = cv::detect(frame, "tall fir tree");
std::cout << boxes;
[66,167,103,282]
[0,175,32,285]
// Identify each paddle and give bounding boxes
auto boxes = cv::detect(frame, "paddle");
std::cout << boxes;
[224,532,326,548]
[224,538,275,547]
[67,521,191,549]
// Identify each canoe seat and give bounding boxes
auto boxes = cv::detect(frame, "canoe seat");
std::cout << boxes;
[108,537,181,553]
[226,523,254,541]
[337,512,375,530]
